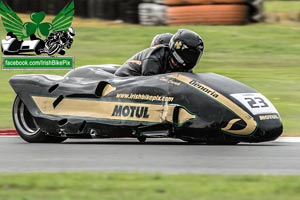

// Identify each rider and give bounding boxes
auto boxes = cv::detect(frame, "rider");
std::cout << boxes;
[45,27,76,54]
[114,29,204,76]
[65,27,76,49]
[150,33,173,47]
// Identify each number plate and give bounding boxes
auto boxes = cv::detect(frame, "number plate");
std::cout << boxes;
[230,93,279,115]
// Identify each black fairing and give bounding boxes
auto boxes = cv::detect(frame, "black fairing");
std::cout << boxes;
[9,65,283,143]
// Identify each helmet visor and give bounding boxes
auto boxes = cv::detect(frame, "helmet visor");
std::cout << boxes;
[179,48,201,68]
[171,49,185,65]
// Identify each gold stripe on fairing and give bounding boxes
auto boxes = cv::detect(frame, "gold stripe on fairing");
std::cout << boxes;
[162,104,175,123]
[162,105,195,125]
[32,96,195,125]
[167,74,257,136]
[178,107,196,124]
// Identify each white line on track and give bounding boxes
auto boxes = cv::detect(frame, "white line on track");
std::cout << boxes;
[0,135,19,137]
[275,137,300,143]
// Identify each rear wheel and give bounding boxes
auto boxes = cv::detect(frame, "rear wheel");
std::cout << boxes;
[12,96,67,143]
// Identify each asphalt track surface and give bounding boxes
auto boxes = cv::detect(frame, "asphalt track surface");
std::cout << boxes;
[1,136,300,174]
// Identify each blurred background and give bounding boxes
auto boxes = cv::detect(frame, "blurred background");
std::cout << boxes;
[3,0,300,25]
[2,0,265,24]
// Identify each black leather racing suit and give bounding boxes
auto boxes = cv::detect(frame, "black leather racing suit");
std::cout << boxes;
[114,45,190,77]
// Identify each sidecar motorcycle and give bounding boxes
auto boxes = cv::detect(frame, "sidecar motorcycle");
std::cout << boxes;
[10,65,283,144]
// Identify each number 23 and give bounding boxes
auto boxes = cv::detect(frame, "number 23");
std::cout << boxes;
[245,97,269,108]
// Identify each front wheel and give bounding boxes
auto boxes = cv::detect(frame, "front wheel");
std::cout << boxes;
[47,43,60,56]
[12,96,67,143]
[59,49,66,55]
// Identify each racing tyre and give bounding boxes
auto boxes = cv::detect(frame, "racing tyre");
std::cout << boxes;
[206,140,240,145]
[35,48,42,55]
[59,49,66,55]
[35,40,45,55]
[47,43,60,56]
[12,96,67,143]
[206,137,240,145]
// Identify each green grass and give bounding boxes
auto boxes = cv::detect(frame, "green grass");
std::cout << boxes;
[264,1,300,22]
[0,173,300,200]
[1,23,299,135]
[265,0,300,13]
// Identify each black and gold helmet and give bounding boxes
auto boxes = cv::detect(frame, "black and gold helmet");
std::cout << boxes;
[169,29,204,70]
